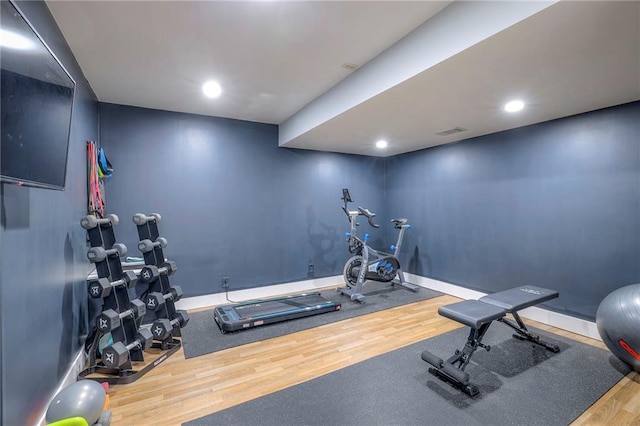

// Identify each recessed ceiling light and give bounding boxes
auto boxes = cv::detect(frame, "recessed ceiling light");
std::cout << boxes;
[202,80,222,98]
[376,140,388,149]
[0,29,35,50]
[504,100,524,113]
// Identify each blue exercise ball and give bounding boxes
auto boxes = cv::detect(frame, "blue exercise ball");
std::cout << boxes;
[596,283,640,372]
[46,380,106,425]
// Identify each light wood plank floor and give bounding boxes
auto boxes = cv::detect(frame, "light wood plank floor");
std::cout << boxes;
[106,293,640,425]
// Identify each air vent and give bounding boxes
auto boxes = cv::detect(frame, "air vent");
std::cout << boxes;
[436,127,467,136]
[342,63,359,71]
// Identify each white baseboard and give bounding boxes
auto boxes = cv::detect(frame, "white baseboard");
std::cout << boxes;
[406,273,601,340]
[176,272,600,340]
[406,274,487,300]
[175,275,343,311]
[36,349,87,426]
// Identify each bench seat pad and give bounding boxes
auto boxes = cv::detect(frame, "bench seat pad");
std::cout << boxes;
[438,300,506,329]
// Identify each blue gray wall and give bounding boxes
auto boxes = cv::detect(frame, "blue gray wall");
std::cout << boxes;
[101,101,640,321]
[0,1,99,424]
[99,103,386,296]
[1,4,637,422]
[385,101,640,320]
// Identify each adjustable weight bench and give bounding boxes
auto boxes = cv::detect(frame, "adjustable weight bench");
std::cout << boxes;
[421,285,560,397]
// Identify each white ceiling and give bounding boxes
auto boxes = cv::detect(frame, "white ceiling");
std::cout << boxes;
[46,1,640,157]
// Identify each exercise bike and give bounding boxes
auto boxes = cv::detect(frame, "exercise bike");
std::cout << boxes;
[338,188,420,303]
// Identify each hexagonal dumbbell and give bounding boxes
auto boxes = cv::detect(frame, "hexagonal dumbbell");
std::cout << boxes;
[132,213,161,226]
[145,286,183,311]
[87,271,138,299]
[87,243,127,263]
[137,237,168,254]
[80,214,119,230]
[95,299,146,333]
[151,311,190,341]
[138,261,177,284]
[101,328,153,368]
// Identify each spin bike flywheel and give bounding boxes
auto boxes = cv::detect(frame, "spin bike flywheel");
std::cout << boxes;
[343,255,364,288]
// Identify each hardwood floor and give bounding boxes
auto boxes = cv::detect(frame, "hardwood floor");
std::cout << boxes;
[106,293,640,425]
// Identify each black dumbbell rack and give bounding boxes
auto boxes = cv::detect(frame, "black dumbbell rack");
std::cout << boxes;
[78,214,176,384]
[134,213,188,351]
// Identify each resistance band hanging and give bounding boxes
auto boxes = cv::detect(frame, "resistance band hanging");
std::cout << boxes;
[98,147,113,178]
[87,141,115,217]
[87,140,105,217]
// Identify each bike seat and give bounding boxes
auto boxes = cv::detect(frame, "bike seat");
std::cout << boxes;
[391,218,408,226]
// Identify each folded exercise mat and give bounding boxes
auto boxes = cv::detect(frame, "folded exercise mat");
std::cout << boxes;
[181,281,442,358]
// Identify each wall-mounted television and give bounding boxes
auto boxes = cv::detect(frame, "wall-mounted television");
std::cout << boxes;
[1,0,76,190]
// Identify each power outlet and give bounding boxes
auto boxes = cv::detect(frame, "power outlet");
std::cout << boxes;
[222,276,230,289]
[308,263,314,275]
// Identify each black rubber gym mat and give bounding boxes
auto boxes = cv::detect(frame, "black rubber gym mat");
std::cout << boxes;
[180,280,442,358]
[185,324,630,426]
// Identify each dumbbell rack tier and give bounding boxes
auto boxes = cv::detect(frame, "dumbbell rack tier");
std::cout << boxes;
[134,213,186,350]
[79,214,180,385]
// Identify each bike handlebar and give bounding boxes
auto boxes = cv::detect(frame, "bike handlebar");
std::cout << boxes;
[341,189,380,228]
[358,206,380,228]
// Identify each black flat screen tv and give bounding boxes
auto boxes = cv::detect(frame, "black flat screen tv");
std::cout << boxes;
[1,0,76,190]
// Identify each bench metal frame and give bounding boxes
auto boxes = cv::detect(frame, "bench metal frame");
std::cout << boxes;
[421,286,560,397]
